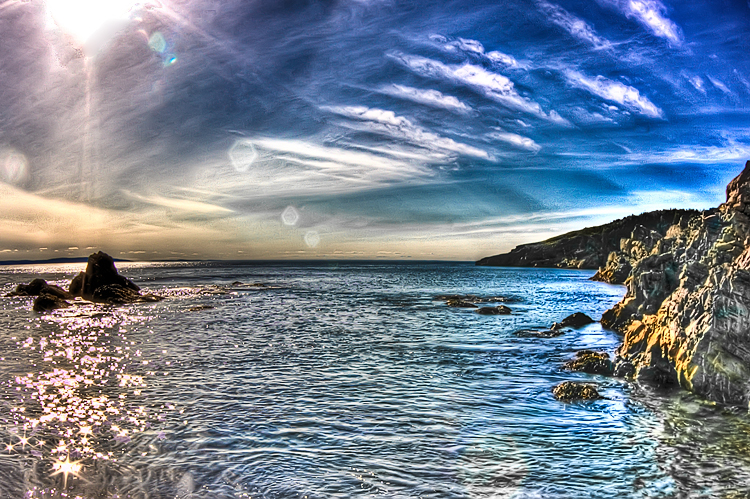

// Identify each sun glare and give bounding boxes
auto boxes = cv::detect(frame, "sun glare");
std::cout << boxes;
[45,0,142,44]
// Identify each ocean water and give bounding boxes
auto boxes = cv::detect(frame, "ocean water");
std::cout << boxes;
[0,261,749,499]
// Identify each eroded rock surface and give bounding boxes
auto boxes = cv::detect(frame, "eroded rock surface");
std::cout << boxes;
[552,381,602,401]
[563,351,614,376]
[601,161,750,405]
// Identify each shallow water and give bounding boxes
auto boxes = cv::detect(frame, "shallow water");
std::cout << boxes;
[0,261,748,498]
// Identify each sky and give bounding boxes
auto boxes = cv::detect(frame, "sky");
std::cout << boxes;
[0,0,749,261]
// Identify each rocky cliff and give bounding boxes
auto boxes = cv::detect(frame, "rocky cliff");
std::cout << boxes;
[603,161,750,406]
[475,209,699,272]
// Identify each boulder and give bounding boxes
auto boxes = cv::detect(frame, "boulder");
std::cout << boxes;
[81,251,140,301]
[563,351,614,376]
[552,381,602,401]
[550,312,594,330]
[69,272,84,296]
[32,294,70,313]
[92,284,164,305]
[476,305,512,315]
[7,279,73,299]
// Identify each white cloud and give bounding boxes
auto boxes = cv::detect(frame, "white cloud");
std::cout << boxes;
[607,0,683,45]
[486,131,541,152]
[707,76,732,96]
[322,105,490,159]
[537,1,613,50]
[378,84,472,114]
[486,51,521,68]
[689,75,706,94]
[389,52,570,125]
[565,70,664,118]
[443,37,523,68]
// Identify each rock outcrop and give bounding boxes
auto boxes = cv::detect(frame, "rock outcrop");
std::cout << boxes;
[601,161,750,406]
[476,209,699,272]
[7,252,162,308]
[563,351,614,376]
[552,381,602,401]
[73,251,141,301]
[551,312,594,330]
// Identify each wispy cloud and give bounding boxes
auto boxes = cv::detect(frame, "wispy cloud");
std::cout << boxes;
[537,1,613,50]
[486,131,541,153]
[321,105,490,158]
[389,52,570,125]
[565,70,664,118]
[441,37,523,69]
[378,84,472,114]
[224,137,437,197]
[707,76,732,96]
[605,0,683,45]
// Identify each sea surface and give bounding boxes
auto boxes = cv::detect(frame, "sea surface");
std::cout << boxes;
[0,261,749,499]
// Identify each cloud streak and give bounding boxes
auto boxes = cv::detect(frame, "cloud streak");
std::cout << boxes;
[388,52,570,125]
[321,105,490,158]
[565,70,664,118]
[378,84,472,114]
[537,1,613,50]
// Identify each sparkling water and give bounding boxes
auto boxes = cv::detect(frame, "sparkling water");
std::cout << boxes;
[0,261,748,498]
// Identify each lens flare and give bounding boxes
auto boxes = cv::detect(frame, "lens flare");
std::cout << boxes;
[45,0,143,44]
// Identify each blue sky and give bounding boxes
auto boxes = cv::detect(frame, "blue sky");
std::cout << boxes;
[0,0,748,260]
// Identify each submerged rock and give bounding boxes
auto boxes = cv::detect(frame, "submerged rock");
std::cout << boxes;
[552,381,602,401]
[550,312,594,330]
[476,305,512,315]
[513,328,564,338]
[563,351,614,376]
[444,299,477,308]
[435,294,508,304]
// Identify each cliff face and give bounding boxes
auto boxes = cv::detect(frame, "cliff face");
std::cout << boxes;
[476,210,699,271]
[603,161,750,406]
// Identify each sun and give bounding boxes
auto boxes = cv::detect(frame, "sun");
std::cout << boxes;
[45,0,143,44]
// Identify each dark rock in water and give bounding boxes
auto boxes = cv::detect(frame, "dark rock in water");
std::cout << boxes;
[434,294,508,303]
[81,252,140,301]
[476,305,512,315]
[8,279,73,299]
[476,209,699,272]
[92,284,163,305]
[32,294,70,313]
[552,381,602,401]
[551,312,594,330]
[188,305,214,312]
[513,328,564,338]
[69,272,84,296]
[9,278,48,296]
[563,351,614,375]
[445,299,477,308]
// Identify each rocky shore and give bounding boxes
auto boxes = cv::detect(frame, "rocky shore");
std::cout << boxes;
[479,161,750,407]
